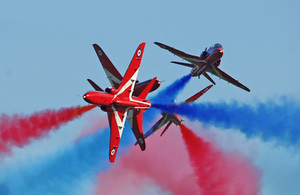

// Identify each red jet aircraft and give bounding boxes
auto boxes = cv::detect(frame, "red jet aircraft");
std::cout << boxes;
[138,85,213,143]
[83,42,158,163]
[154,42,250,92]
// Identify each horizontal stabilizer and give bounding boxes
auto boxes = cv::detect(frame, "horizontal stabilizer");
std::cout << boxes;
[87,79,103,91]
[171,61,194,68]
[154,42,168,49]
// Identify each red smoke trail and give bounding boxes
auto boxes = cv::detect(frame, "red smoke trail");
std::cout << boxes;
[0,105,96,154]
[97,127,201,195]
[180,124,261,195]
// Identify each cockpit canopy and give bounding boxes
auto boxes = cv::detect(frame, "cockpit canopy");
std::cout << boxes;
[209,43,223,50]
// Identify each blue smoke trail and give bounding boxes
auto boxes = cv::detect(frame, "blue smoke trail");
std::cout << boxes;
[149,74,191,104]
[0,127,111,195]
[152,98,300,145]
[143,74,191,133]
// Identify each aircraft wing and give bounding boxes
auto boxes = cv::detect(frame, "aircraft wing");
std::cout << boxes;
[207,67,250,92]
[134,114,169,146]
[185,85,213,103]
[154,42,205,65]
[93,44,123,88]
[143,114,169,139]
[107,106,128,163]
[115,42,145,99]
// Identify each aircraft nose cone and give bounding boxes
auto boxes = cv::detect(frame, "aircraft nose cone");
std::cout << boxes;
[83,93,89,100]
[83,92,93,104]
[219,49,224,57]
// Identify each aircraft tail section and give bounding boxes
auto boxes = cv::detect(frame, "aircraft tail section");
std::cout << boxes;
[134,79,161,97]
[93,44,123,88]
[138,77,157,100]
[115,42,146,99]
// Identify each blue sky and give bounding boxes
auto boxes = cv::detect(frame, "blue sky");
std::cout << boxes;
[1,1,300,194]
[1,1,300,113]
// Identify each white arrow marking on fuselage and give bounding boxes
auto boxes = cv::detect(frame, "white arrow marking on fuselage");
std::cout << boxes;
[115,68,139,98]
[111,105,129,137]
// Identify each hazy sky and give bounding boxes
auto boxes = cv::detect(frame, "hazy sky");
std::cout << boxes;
[1,1,300,194]
[1,1,300,113]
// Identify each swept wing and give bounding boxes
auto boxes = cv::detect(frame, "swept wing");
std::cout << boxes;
[207,66,250,92]
[107,106,128,163]
[154,42,206,65]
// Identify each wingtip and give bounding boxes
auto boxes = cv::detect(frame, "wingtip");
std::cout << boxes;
[140,42,146,47]
[154,42,166,48]
[109,156,116,163]
[139,142,146,151]
[244,86,251,92]
[160,131,165,137]
[141,146,146,151]
[92,43,100,48]
[207,84,214,89]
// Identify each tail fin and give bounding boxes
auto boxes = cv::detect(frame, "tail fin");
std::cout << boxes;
[115,42,146,98]
[138,77,157,99]
[134,78,161,97]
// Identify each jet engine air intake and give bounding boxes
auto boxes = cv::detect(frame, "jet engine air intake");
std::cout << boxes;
[105,87,118,94]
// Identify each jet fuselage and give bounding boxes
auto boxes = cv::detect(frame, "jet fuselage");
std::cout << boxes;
[162,112,182,126]
[83,90,152,110]
[191,44,224,77]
